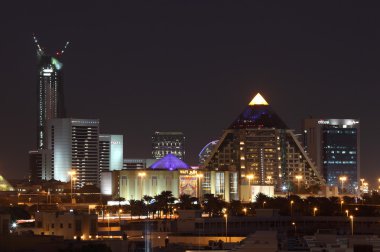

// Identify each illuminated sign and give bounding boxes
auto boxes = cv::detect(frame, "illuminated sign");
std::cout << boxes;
[179,170,198,175]
[179,176,197,197]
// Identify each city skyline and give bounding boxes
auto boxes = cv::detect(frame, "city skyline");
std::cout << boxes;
[0,2,379,187]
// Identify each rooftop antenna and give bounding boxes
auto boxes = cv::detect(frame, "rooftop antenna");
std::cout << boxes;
[57,41,70,56]
[32,33,44,54]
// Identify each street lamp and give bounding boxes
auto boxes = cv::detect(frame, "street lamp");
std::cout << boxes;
[339,176,347,194]
[349,215,354,236]
[292,222,297,234]
[295,175,303,193]
[290,200,294,216]
[263,201,266,208]
[138,172,146,199]
[340,200,344,213]
[243,208,247,216]
[196,173,204,199]
[68,170,76,203]
[345,209,349,217]
[224,213,228,243]
[313,207,318,217]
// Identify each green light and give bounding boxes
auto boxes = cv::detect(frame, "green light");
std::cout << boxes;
[51,57,63,70]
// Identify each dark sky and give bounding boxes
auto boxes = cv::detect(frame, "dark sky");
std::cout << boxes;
[0,1,379,185]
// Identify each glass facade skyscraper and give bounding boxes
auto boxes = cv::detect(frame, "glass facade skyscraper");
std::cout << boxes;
[304,119,360,193]
[35,37,67,149]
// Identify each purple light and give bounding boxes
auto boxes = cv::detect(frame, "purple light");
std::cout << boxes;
[150,154,190,170]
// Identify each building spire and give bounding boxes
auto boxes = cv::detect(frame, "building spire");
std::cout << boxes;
[248,93,269,106]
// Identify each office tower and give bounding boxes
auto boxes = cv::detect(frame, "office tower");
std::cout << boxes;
[199,140,219,165]
[203,93,324,200]
[99,134,123,173]
[152,132,185,160]
[47,118,99,187]
[303,119,360,193]
[33,35,68,149]
[28,149,52,183]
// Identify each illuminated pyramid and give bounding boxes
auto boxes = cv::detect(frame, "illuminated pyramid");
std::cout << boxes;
[203,92,325,199]
[229,93,287,129]
[0,174,14,191]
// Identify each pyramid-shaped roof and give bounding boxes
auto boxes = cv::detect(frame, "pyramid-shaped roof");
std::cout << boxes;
[229,93,288,129]
[149,154,190,171]
[0,174,14,191]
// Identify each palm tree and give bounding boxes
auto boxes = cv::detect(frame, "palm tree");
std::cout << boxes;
[178,194,200,210]
[143,195,153,218]
[155,191,176,219]
[202,194,225,217]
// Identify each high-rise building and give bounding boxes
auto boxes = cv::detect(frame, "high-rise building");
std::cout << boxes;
[28,149,52,183]
[303,119,360,193]
[47,118,100,187]
[152,132,185,160]
[99,134,124,173]
[203,93,324,201]
[34,35,68,149]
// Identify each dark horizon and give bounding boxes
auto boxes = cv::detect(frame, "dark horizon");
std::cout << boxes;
[0,2,379,186]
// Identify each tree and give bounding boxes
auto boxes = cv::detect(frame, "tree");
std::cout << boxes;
[202,194,225,217]
[228,200,243,216]
[143,195,153,218]
[155,191,176,219]
[178,194,199,210]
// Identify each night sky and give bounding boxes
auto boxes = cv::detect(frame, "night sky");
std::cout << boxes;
[0,2,379,185]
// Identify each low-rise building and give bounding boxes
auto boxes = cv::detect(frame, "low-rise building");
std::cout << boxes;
[16,211,98,240]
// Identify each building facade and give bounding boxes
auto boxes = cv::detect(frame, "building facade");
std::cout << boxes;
[47,118,100,187]
[16,212,97,240]
[123,159,156,170]
[203,93,324,200]
[303,119,360,193]
[199,140,219,165]
[102,154,239,202]
[99,134,123,173]
[29,149,52,183]
[34,36,66,149]
[152,132,185,160]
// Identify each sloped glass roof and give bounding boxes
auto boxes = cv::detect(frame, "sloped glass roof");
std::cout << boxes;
[229,93,288,129]
[0,174,14,191]
[149,153,190,170]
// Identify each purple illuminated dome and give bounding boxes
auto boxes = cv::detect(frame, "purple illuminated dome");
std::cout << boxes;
[149,154,190,171]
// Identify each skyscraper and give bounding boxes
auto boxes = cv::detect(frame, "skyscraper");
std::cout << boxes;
[99,134,124,173]
[152,132,185,160]
[47,118,100,187]
[303,119,360,193]
[203,93,324,200]
[34,35,68,149]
